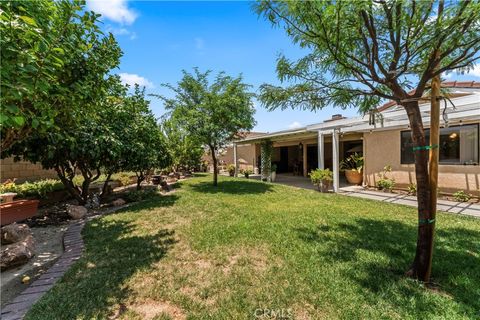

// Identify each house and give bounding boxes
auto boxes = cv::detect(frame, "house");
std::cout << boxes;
[202,132,265,173]
[235,81,480,196]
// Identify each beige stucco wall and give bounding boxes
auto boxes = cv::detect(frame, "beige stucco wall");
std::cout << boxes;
[1,157,57,183]
[364,126,480,196]
[204,143,257,171]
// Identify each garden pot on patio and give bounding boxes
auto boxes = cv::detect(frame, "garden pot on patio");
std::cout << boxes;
[345,169,363,185]
[0,200,40,226]
[319,180,331,193]
[270,171,276,182]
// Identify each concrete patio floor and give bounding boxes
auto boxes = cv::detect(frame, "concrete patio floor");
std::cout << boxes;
[262,173,480,218]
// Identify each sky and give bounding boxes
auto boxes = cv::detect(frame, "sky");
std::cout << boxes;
[87,0,480,133]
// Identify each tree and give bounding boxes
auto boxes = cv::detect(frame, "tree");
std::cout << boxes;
[159,69,256,186]
[254,0,480,282]
[161,115,204,173]
[121,86,171,190]
[0,0,121,154]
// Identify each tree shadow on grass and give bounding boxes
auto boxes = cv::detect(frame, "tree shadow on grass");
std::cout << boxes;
[294,218,480,317]
[121,193,180,213]
[25,219,178,320]
[190,180,274,195]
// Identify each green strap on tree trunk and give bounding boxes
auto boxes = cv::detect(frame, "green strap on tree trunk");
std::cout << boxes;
[412,144,439,151]
[419,218,436,225]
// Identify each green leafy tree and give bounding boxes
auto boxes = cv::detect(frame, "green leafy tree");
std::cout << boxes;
[121,86,171,190]
[0,0,121,153]
[161,115,204,173]
[158,69,256,186]
[255,0,480,282]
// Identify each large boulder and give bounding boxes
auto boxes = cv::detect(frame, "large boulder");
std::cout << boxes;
[66,205,87,220]
[1,223,32,245]
[1,234,35,271]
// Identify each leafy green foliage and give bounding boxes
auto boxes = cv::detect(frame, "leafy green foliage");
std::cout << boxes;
[161,115,204,172]
[377,165,396,192]
[453,190,471,203]
[340,153,364,173]
[158,68,255,185]
[310,168,333,184]
[0,179,65,199]
[254,1,480,112]
[0,0,121,153]
[408,184,417,195]
[226,164,236,176]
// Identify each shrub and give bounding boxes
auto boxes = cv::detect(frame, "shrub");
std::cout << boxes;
[271,163,278,173]
[408,183,417,195]
[227,164,236,176]
[340,153,364,172]
[124,188,158,203]
[310,168,333,191]
[241,169,253,178]
[453,190,471,202]
[0,179,65,199]
[376,165,395,192]
[112,172,135,187]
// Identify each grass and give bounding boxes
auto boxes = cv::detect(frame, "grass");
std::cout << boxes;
[26,174,480,319]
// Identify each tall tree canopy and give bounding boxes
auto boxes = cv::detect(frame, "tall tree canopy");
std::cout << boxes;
[255,0,480,282]
[0,0,121,153]
[159,69,256,186]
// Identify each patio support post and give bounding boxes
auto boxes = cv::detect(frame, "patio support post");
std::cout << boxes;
[233,142,238,177]
[317,131,324,169]
[302,141,308,177]
[332,128,340,192]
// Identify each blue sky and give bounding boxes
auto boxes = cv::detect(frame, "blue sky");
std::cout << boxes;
[87,0,480,133]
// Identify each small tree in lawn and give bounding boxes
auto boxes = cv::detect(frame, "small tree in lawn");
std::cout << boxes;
[0,0,121,154]
[254,1,480,282]
[122,86,171,190]
[158,69,256,186]
[161,115,204,173]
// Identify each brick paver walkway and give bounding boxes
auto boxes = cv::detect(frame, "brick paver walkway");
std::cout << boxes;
[1,221,85,320]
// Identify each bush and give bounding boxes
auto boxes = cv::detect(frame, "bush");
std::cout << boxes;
[124,188,158,203]
[241,168,253,178]
[453,190,471,202]
[227,164,236,176]
[310,168,333,191]
[0,179,65,199]
[271,163,278,173]
[407,184,417,195]
[112,172,135,186]
[376,165,395,192]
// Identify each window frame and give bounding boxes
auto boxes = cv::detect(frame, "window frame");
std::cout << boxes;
[400,123,480,165]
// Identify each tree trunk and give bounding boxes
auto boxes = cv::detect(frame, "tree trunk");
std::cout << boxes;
[403,101,434,282]
[54,166,84,205]
[100,173,113,200]
[210,145,218,186]
[136,172,145,190]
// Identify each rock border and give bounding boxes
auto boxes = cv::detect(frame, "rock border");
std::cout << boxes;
[1,220,84,320]
[1,204,130,320]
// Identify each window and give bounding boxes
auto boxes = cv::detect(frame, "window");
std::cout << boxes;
[401,124,479,165]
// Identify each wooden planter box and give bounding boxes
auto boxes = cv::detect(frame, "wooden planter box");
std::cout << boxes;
[1,200,39,226]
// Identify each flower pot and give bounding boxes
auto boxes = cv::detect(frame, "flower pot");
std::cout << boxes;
[270,171,277,182]
[0,199,39,226]
[345,169,363,185]
[318,180,331,193]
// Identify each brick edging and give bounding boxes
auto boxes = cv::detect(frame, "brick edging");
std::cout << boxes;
[1,220,85,320]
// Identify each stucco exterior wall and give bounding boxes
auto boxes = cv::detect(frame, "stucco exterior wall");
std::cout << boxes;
[211,143,257,170]
[1,157,57,182]
[364,126,480,196]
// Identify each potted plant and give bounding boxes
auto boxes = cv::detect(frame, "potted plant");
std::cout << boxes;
[241,168,253,179]
[340,153,364,185]
[227,164,236,177]
[310,168,333,192]
[376,165,396,192]
[270,163,277,182]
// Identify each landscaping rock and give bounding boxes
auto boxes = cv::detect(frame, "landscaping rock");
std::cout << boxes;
[1,223,32,245]
[66,205,87,220]
[160,181,171,192]
[0,234,35,271]
[112,198,126,206]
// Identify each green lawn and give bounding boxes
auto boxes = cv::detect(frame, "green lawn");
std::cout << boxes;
[26,174,480,319]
